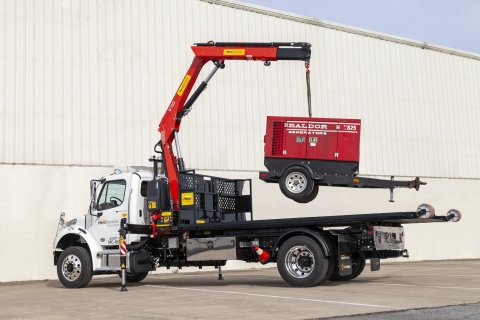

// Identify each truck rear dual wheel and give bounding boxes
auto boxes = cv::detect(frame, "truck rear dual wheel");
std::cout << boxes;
[277,236,333,287]
[57,247,93,288]
[329,255,366,282]
[280,166,316,202]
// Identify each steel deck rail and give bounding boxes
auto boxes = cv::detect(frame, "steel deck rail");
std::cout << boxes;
[179,211,448,231]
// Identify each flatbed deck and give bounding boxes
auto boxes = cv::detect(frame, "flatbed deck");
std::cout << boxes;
[179,211,447,231]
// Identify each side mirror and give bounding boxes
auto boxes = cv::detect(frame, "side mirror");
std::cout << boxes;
[89,180,100,216]
[90,199,97,213]
[89,200,103,217]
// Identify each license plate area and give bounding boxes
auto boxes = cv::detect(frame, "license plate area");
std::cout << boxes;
[373,226,405,250]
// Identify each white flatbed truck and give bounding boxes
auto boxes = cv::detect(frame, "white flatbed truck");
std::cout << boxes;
[52,42,461,289]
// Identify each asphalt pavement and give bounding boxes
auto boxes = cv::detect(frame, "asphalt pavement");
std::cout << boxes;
[1,259,480,319]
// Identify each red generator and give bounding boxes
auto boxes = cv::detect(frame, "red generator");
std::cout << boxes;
[260,116,423,203]
[264,115,361,173]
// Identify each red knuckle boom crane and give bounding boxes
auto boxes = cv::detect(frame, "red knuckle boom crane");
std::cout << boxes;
[158,42,312,209]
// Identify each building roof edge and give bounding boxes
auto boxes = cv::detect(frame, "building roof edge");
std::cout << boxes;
[200,0,480,61]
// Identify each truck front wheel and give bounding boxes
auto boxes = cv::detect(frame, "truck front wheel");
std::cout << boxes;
[57,247,93,288]
[118,271,149,283]
[279,166,314,201]
[277,236,333,287]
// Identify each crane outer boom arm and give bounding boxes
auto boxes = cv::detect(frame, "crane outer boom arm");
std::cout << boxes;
[158,42,311,209]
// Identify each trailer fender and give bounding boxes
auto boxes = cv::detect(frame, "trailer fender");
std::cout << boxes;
[53,226,103,270]
[277,163,315,179]
[272,229,335,258]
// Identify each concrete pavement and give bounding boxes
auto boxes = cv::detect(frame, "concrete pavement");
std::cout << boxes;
[1,259,480,319]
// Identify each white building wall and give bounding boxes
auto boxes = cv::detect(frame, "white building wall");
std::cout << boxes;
[0,0,479,282]
[1,0,479,177]
[0,164,478,282]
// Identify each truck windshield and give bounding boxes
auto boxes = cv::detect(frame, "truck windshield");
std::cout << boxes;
[96,180,126,210]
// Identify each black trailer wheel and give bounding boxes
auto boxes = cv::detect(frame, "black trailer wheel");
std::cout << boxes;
[277,236,333,287]
[57,247,93,288]
[279,166,314,201]
[294,185,319,203]
[329,255,366,282]
[118,271,149,283]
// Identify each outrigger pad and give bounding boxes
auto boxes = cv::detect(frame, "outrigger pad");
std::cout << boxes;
[370,258,380,271]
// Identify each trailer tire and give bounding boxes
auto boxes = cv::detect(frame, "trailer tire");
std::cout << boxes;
[118,271,149,283]
[57,247,93,288]
[329,255,366,282]
[279,166,314,201]
[277,236,333,287]
[294,185,319,203]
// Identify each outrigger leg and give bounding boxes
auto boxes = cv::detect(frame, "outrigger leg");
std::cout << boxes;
[119,218,128,292]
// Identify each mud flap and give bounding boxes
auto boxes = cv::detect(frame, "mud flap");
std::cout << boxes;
[337,234,353,276]
[370,257,380,271]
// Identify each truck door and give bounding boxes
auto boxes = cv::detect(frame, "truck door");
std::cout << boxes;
[126,180,150,244]
[140,181,150,225]
[91,179,128,246]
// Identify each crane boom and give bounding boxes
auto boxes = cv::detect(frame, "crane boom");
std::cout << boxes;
[158,42,311,209]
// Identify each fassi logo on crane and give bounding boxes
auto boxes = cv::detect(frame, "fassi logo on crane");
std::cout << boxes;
[223,49,245,55]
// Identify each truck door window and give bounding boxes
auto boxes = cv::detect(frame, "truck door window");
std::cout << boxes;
[140,181,148,197]
[97,180,126,210]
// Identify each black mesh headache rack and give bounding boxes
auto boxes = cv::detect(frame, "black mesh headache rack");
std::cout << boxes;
[175,172,452,233]
[178,210,448,232]
[178,171,253,226]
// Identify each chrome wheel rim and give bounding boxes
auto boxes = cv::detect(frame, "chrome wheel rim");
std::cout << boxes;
[285,172,308,193]
[285,245,315,278]
[62,254,82,281]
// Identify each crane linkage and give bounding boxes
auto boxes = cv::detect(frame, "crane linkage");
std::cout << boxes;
[157,41,311,209]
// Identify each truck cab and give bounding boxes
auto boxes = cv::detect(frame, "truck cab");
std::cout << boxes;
[53,168,154,288]
[88,169,152,245]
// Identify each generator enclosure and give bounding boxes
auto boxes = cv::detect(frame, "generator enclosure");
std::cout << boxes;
[263,116,361,176]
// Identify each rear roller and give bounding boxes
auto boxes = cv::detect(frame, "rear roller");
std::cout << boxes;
[417,203,435,219]
[446,209,462,222]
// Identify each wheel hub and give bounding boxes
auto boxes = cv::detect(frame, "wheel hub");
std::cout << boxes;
[285,172,307,193]
[62,254,82,281]
[298,256,312,268]
[285,245,315,278]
